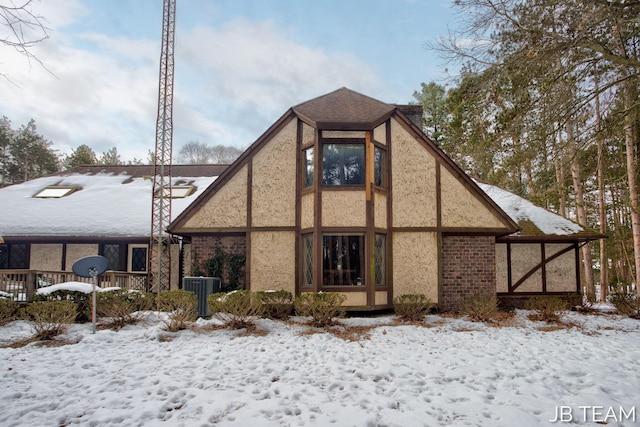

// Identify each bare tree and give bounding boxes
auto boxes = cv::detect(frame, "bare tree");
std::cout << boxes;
[175,141,243,164]
[0,0,50,75]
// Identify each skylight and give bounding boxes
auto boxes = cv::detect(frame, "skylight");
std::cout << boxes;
[33,186,80,198]
[163,185,196,198]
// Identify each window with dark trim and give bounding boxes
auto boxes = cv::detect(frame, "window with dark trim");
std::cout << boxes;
[322,234,364,287]
[374,146,386,188]
[302,234,313,286]
[374,234,386,286]
[302,147,314,188]
[0,243,29,269]
[129,246,148,272]
[100,244,122,271]
[322,143,365,186]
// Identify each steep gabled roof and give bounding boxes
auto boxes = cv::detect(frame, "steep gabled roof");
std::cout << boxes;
[0,165,224,239]
[292,87,395,129]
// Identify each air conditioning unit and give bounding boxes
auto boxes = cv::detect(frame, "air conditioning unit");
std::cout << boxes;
[182,276,221,318]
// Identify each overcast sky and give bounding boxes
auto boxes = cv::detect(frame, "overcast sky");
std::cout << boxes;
[1,0,459,162]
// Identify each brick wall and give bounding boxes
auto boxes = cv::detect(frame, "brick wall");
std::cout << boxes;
[188,234,246,288]
[441,235,496,311]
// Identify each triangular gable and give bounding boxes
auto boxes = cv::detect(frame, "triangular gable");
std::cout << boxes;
[391,111,518,233]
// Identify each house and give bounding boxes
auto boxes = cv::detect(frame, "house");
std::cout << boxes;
[1,88,603,310]
[0,164,225,298]
[167,88,604,311]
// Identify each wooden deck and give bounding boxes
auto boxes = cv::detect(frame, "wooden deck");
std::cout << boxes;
[0,269,149,302]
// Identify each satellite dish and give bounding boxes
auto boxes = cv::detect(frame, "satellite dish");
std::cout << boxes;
[72,255,109,278]
[72,255,110,335]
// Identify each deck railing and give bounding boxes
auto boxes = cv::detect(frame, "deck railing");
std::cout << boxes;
[0,269,149,302]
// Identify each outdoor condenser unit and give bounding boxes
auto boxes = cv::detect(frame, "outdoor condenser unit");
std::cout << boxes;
[182,276,221,318]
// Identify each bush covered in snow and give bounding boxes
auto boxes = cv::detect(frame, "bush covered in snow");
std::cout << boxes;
[0,297,19,326]
[459,295,499,322]
[155,290,198,332]
[258,290,294,320]
[97,289,154,330]
[295,292,346,327]
[524,295,568,323]
[24,300,76,340]
[208,290,263,329]
[393,294,434,322]
[609,293,640,318]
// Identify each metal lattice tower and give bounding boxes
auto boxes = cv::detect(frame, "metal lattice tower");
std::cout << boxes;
[149,0,176,293]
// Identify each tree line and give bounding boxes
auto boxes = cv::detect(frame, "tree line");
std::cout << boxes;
[0,116,243,187]
[415,0,640,298]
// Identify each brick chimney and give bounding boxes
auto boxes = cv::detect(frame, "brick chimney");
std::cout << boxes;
[393,104,424,129]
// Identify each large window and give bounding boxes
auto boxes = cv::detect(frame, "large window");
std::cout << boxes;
[100,243,122,271]
[322,143,365,186]
[322,235,364,286]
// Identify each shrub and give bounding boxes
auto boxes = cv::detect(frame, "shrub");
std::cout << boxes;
[393,294,434,322]
[155,290,198,331]
[207,290,263,329]
[294,292,346,327]
[258,290,294,320]
[24,300,76,340]
[34,290,92,323]
[524,295,569,323]
[459,295,499,322]
[97,290,155,330]
[0,298,19,326]
[609,293,640,318]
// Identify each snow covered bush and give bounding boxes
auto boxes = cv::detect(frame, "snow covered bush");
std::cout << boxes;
[97,289,154,330]
[24,300,76,340]
[294,292,346,327]
[393,294,434,322]
[609,293,640,318]
[0,297,19,325]
[155,290,198,332]
[524,295,568,323]
[459,295,499,322]
[34,290,91,323]
[207,290,263,329]
[258,290,294,320]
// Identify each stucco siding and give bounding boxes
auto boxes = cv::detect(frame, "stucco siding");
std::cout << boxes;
[183,165,248,229]
[250,231,295,293]
[322,191,366,227]
[252,120,297,227]
[343,292,367,306]
[510,243,543,292]
[30,244,63,271]
[440,167,507,229]
[65,244,98,272]
[375,291,388,305]
[301,193,314,230]
[495,243,508,292]
[545,244,577,292]
[391,120,437,227]
[373,122,386,145]
[374,193,387,229]
[392,232,439,302]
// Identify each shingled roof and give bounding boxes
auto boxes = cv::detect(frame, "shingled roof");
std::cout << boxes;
[292,87,395,129]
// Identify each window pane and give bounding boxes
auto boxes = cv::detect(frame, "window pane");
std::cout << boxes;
[322,144,365,186]
[322,235,364,286]
[303,147,314,188]
[1,244,28,269]
[302,234,313,286]
[374,147,386,187]
[131,247,147,272]
[374,234,386,286]
[101,244,120,271]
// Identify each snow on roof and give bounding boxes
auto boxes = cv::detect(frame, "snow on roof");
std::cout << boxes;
[476,181,587,237]
[0,171,218,238]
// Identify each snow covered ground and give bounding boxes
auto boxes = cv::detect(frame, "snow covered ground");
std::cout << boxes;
[1,309,639,427]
